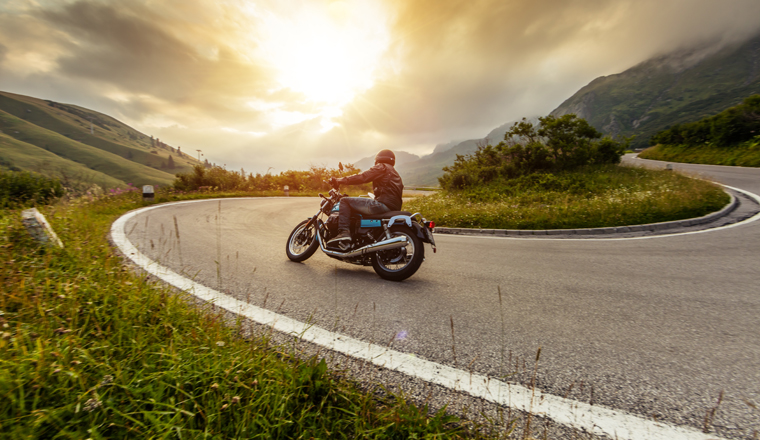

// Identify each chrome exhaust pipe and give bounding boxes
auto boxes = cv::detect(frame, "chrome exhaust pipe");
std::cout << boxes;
[319,234,408,258]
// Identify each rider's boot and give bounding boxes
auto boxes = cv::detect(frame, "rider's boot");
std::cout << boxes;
[327,229,351,250]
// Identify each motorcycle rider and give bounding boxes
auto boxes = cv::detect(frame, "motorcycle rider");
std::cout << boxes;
[327,149,404,249]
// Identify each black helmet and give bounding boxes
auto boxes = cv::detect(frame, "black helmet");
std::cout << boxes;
[375,149,395,166]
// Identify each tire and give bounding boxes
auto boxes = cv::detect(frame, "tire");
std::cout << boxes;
[371,226,425,281]
[286,219,319,262]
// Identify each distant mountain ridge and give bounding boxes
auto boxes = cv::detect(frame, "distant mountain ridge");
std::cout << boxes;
[355,119,536,186]
[551,33,760,149]
[0,91,199,188]
[375,32,760,186]
[353,150,421,172]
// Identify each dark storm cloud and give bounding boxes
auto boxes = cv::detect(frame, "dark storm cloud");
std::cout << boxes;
[342,0,760,140]
[36,0,275,124]
[4,0,760,173]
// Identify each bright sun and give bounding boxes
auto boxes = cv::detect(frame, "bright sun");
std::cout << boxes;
[249,0,390,129]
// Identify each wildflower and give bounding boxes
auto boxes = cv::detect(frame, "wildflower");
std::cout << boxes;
[84,397,102,412]
[100,375,114,386]
[210,383,219,390]
[216,341,225,347]
[231,396,241,404]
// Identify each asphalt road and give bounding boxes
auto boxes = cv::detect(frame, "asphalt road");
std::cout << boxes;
[122,157,760,439]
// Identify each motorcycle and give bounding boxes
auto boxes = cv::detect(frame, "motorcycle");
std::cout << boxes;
[286,183,437,281]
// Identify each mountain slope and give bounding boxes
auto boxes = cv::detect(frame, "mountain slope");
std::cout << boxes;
[353,150,421,172]
[394,119,529,186]
[397,33,760,186]
[551,33,760,149]
[0,131,124,188]
[0,91,200,187]
[0,109,178,186]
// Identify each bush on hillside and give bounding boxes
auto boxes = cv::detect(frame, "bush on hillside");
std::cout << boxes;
[650,94,760,147]
[0,170,64,208]
[439,114,627,190]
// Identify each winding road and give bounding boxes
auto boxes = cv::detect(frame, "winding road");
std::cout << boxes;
[113,156,760,440]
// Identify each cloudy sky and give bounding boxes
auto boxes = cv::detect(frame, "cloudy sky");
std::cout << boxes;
[2,0,760,174]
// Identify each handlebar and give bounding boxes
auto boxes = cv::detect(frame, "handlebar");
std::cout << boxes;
[323,179,341,191]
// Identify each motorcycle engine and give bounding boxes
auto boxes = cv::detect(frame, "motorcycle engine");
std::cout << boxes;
[325,212,339,239]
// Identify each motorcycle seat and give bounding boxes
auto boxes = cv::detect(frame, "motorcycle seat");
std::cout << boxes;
[362,210,413,220]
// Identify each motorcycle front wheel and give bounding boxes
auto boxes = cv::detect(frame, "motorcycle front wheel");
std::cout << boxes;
[371,226,424,281]
[286,219,319,262]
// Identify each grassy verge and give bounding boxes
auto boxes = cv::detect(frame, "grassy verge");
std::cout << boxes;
[152,187,372,202]
[639,141,760,167]
[0,192,476,439]
[404,165,729,230]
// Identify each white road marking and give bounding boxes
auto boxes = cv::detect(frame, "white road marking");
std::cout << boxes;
[112,201,730,440]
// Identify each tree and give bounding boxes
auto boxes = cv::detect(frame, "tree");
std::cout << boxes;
[439,114,625,190]
[537,114,601,169]
[167,155,175,169]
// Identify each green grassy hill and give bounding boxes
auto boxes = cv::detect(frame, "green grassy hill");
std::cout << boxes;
[551,33,760,149]
[0,131,124,189]
[0,91,200,188]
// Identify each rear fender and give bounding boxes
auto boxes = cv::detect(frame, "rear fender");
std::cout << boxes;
[387,215,412,228]
[412,222,430,243]
[386,214,433,245]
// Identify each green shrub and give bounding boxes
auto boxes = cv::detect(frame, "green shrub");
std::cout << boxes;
[439,115,627,190]
[650,94,760,148]
[0,170,64,208]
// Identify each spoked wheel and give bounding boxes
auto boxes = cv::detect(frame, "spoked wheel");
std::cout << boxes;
[371,226,424,281]
[286,219,319,262]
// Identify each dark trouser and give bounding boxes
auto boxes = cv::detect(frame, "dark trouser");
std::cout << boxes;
[338,197,390,232]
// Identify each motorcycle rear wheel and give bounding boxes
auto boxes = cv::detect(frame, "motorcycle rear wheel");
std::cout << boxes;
[371,226,424,281]
[286,219,319,262]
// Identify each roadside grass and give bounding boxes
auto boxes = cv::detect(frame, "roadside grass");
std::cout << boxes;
[404,165,729,230]
[0,192,478,439]
[149,187,375,203]
[638,141,760,167]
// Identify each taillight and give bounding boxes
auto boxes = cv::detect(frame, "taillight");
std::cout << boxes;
[426,221,435,230]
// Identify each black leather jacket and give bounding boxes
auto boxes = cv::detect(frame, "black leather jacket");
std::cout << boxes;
[342,163,404,211]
